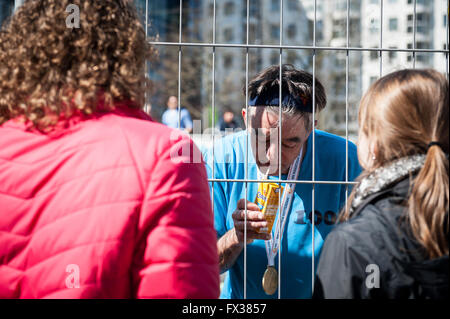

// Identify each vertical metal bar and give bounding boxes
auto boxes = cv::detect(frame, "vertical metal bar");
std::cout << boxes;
[211,0,216,278]
[277,0,284,300]
[413,0,417,68]
[14,0,23,11]
[311,0,317,294]
[145,0,148,35]
[244,0,249,300]
[145,0,149,114]
[345,0,350,230]
[447,0,449,77]
[379,0,383,77]
[178,0,183,129]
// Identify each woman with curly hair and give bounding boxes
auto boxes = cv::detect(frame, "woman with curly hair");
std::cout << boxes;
[314,69,449,299]
[0,0,219,298]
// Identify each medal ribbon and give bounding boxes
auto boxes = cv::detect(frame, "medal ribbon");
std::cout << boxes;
[258,147,304,267]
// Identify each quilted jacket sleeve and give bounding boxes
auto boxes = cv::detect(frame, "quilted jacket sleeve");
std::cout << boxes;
[313,226,375,299]
[131,134,220,299]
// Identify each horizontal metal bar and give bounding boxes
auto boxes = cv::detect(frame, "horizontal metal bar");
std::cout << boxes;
[148,41,449,53]
[208,178,358,185]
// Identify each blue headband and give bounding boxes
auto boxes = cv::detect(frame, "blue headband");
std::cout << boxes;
[248,88,312,113]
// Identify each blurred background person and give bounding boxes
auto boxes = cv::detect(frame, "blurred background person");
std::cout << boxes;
[314,69,449,299]
[218,108,240,134]
[0,0,219,299]
[161,95,193,133]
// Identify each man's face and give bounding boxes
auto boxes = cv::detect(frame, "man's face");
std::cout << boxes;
[167,96,178,109]
[224,111,234,123]
[243,108,311,176]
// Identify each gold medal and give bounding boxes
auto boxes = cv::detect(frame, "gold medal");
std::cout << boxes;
[262,266,278,295]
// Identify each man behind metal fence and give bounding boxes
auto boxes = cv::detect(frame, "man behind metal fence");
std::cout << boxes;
[202,64,362,299]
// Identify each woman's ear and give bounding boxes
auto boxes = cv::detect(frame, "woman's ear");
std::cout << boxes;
[370,141,378,159]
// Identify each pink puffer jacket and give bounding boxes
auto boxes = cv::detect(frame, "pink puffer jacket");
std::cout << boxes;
[0,107,219,298]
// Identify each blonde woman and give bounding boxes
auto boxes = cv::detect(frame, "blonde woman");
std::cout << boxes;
[314,69,448,299]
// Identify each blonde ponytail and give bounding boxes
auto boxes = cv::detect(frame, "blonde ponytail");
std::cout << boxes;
[408,143,449,258]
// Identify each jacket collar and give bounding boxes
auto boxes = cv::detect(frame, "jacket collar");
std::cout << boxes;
[350,154,426,215]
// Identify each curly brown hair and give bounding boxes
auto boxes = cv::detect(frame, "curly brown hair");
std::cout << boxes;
[0,0,154,131]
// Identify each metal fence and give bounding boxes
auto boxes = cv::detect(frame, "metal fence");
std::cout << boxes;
[146,0,449,299]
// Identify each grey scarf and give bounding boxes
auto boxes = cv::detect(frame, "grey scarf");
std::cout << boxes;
[350,154,427,215]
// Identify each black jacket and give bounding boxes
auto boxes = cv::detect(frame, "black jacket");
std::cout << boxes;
[313,175,449,299]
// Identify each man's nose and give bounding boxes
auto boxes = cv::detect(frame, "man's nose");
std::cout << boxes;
[266,142,280,165]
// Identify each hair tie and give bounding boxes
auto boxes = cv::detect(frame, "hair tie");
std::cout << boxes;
[427,141,443,150]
